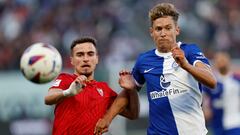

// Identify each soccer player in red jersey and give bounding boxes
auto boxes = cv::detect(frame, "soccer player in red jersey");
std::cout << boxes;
[44,37,139,135]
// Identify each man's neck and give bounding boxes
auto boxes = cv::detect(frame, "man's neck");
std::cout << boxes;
[156,41,180,53]
[156,48,171,53]
[74,72,94,80]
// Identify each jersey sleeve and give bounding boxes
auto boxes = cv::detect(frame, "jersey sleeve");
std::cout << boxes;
[183,44,210,66]
[132,55,145,87]
[202,85,212,96]
[50,73,72,90]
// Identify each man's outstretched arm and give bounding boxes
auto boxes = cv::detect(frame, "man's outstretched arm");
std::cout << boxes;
[44,75,87,105]
[94,70,139,134]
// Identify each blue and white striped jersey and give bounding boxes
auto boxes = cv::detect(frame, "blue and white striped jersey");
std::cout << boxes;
[132,42,209,135]
[203,73,240,135]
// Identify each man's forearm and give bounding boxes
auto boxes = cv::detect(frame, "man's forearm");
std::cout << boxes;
[102,90,129,123]
[121,89,139,119]
[102,89,139,124]
[184,62,216,88]
[44,89,66,105]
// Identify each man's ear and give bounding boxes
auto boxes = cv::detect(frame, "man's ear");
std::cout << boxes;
[176,25,180,36]
[96,55,99,64]
[70,57,73,65]
[149,27,153,37]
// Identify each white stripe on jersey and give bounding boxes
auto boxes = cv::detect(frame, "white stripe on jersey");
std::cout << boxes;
[220,74,240,129]
[156,49,207,135]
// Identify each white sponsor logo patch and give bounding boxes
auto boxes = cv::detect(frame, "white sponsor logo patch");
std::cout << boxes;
[52,79,61,87]
[150,88,187,100]
[150,88,180,99]
[196,52,206,59]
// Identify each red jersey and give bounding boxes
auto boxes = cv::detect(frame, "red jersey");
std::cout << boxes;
[50,73,117,135]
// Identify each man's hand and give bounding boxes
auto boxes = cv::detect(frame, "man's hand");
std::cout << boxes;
[94,118,110,135]
[62,75,87,96]
[171,44,189,69]
[119,70,136,90]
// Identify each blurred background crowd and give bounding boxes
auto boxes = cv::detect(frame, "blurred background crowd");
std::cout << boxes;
[0,0,240,70]
[0,0,240,135]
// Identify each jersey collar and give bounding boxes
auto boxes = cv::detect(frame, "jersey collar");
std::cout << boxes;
[154,41,182,58]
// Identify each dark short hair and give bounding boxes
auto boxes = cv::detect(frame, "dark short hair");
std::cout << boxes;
[149,3,179,26]
[70,36,97,55]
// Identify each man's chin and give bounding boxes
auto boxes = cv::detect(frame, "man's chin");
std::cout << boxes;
[80,71,92,77]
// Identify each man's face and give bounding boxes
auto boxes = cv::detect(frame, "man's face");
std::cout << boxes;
[214,53,230,73]
[71,42,98,77]
[150,16,180,53]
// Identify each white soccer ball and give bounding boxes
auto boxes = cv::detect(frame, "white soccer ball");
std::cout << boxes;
[20,43,62,84]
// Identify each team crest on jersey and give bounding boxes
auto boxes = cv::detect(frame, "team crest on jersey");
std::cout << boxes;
[172,61,179,69]
[150,75,181,100]
[160,75,171,89]
[97,88,104,96]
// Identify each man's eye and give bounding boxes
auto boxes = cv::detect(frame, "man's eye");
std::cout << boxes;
[88,52,95,56]
[76,53,83,57]
[156,27,162,31]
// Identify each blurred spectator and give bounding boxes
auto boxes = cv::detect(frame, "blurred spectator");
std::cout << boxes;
[203,52,240,135]
[0,1,240,135]
[10,119,51,135]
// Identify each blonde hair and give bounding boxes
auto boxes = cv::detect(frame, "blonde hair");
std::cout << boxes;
[149,3,179,26]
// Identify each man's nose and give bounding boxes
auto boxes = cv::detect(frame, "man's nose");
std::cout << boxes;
[83,55,89,61]
[160,30,166,37]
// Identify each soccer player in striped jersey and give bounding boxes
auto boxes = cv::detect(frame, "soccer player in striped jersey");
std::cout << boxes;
[95,3,216,135]
[203,52,240,135]
[44,37,139,135]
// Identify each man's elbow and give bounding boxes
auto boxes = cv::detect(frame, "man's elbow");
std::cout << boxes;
[128,117,137,120]
[44,97,53,105]
[127,111,139,120]
[130,114,139,120]
[208,78,217,89]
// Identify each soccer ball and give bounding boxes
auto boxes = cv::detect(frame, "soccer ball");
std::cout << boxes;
[20,43,62,84]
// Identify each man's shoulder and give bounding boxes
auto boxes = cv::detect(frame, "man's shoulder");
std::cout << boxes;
[55,72,77,80]
[229,75,240,87]
[180,43,199,50]
[233,73,240,82]
[50,73,75,89]
[137,49,155,59]
[180,43,206,58]
[96,81,107,85]
[95,81,110,88]
[58,72,75,77]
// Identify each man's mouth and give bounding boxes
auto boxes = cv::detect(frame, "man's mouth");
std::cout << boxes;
[81,65,90,68]
[159,39,169,42]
